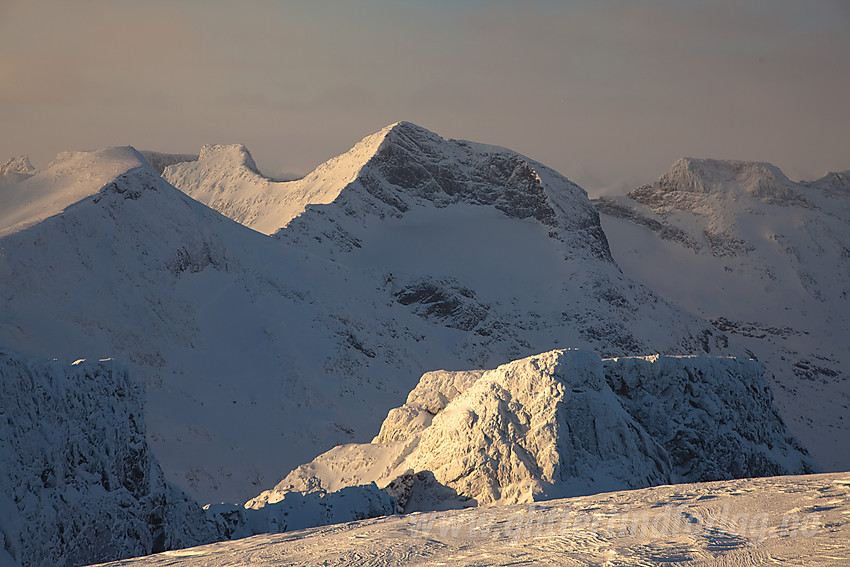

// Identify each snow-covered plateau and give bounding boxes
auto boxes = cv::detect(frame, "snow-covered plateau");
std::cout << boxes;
[95,472,850,567]
[0,123,847,566]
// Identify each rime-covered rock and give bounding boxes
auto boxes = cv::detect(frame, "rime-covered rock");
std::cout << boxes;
[0,156,37,187]
[602,355,817,481]
[250,350,814,514]
[0,351,216,567]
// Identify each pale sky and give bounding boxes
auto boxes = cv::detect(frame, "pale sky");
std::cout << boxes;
[1,0,848,195]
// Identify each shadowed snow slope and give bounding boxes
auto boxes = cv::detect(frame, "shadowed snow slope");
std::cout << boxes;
[0,125,736,504]
[249,350,814,514]
[0,350,216,567]
[595,157,850,472]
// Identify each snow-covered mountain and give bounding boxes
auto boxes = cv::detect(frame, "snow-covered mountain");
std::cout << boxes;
[0,350,216,567]
[594,157,850,472]
[0,156,37,188]
[247,349,813,515]
[93,472,850,567]
[167,122,729,365]
[1,126,844,565]
[0,125,735,505]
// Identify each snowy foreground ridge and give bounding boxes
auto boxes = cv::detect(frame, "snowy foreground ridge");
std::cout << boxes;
[96,472,850,567]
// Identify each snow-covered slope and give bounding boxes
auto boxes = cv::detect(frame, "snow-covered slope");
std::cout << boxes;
[274,124,734,362]
[0,148,147,236]
[249,350,813,514]
[594,158,850,472]
[0,146,439,504]
[93,472,850,567]
[173,122,728,362]
[0,126,737,505]
[0,350,216,567]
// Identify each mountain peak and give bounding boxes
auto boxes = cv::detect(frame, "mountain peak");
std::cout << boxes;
[276,121,613,263]
[806,170,850,194]
[0,155,37,177]
[663,157,792,196]
[252,349,814,512]
[630,156,808,207]
[378,120,442,144]
[197,144,260,175]
[0,146,158,237]
[165,122,603,258]
[309,121,583,227]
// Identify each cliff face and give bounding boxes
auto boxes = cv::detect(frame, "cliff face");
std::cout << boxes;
[0,351,216,567]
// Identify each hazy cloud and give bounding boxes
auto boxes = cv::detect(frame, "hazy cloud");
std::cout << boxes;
[1,0,847,191]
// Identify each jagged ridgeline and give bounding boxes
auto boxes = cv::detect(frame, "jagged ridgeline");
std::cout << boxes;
[0,123,733,505]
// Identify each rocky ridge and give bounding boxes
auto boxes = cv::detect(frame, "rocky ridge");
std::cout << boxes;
[248,350,815,515]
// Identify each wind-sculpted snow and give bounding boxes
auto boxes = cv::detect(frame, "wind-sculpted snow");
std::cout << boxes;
[250,350,814,516]
[93,473,850,567]
[0,351,216,567]
[595,157,850,472]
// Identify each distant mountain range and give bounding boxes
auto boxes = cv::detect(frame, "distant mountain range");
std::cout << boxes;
[0,123,732,505]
